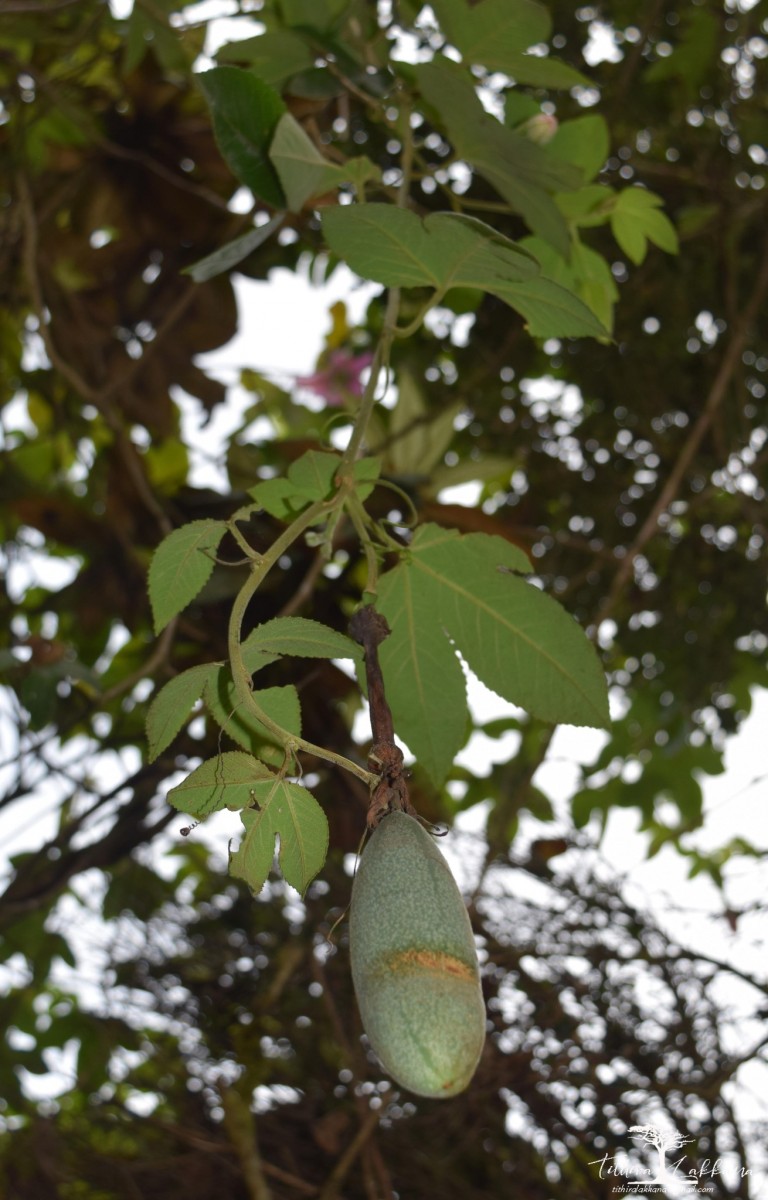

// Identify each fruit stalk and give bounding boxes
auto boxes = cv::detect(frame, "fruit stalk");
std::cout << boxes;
[349,605,414,827]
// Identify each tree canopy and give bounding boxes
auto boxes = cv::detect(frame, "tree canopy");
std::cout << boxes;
[0,0,766,1196]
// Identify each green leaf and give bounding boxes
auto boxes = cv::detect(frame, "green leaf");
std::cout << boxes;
[430,0,592,86]
[504,93,544,128]
[270,113,346,211]
[610,187,679,265]
[415,60,579,255]
[644,7,719,96]
[198,67,286,205]
[249,475,298,518]
[377,560,469,786]
[547,115,610,182]
[204,671,302,753]
[104,860,175,922]
[242,616,363,663]
[183,216,283,283]
[282,0,347,31]
[146,663,215,762]
[167,751,276,817]
[148,519,228,634]
[569,240,619,333]
[556,183,615,227]
[324,204,606,337]
[288,448,345,496]
[388,371,462,477]
[521,234,618,334]
[491,275,608,338]
[378,524,609,784]
[500,55,591,89]
[125,5,188,74]
[230,778,329,895]
[427,455,516,494]
[270,114,380,212]
[323,204,536,290]
[216,30,314,88]
[249,450,381,517]
[431,0,550,67]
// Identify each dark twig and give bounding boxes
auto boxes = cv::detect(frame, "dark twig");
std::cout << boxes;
[597,234,768,625]
[317,1105,383,1200]
[349,606,414,827]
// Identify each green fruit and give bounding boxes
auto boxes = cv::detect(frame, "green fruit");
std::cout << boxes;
[349,811,485,1098]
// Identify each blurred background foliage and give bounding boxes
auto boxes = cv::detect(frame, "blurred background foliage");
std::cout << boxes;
[0,0,766,1196]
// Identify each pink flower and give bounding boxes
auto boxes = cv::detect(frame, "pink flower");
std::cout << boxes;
[296,349,374,406]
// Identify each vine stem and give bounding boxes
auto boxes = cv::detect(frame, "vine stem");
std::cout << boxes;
[225,96,420,790]
[227,499,377,788]
[337,284,401,472]
[337,96,414,471]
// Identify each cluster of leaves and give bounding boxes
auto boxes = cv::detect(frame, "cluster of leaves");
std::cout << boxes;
[147,445,608,892]
[139,0,691,893]
[0,0,767,1194]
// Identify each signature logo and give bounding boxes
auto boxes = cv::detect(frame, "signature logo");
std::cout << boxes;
[588,1121,751,1195]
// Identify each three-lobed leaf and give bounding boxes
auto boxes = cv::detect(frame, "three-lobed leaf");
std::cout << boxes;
[323,204,606,338]
[611,187,679,265]
[148,519,228,634]
[230,778,329,896]
[324,204,536,291]
[249,449,381,518]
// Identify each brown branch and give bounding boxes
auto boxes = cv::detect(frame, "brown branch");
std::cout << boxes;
[349,606,395,746]
[317,1105,383,1200]
[98,618,178,704]
[221,1088,271,1200]
[277,550,327,618]
[349,605,414,827]
[311,957,392,1200]
[99,137,234,214]
[596,234,768,625]
[0,0,82,10]
[612,0,666,107]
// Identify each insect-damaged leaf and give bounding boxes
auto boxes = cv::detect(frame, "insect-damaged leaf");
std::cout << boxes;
[230,779,329,895]
[377,524,609,785]
[167,751,275,817]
